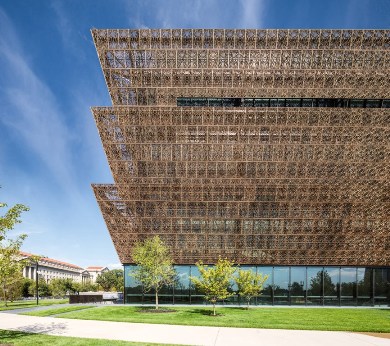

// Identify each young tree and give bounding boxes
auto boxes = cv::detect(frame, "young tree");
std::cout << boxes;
[0,198,29,306]
[96,269,123,292]
[131,236,175,310]
[0,271,24,302]
[190,258,236,316]
[235,269,268,309]
[0,201,29,241]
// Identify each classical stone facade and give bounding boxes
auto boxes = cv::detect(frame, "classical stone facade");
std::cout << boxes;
[86,266,109,283]
[20,252,90,283]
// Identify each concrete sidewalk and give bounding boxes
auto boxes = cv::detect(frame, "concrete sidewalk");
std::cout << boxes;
[0,312,388,346]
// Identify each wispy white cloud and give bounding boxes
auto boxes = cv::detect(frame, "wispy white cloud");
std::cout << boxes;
[239,0,266,28]
[107,262,123,269]
[50,1,90,57]
[51,1,72,46]
[9,229,45,237]
[123,0,266,29]
[0,8,78,196]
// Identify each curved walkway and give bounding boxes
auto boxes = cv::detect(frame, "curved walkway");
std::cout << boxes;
[0,312,388,346]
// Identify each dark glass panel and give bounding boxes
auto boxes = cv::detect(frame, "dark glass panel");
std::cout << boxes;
[243,98,254,107]
[274,267,289,305]
[177,98,185,106]
[340,267,357,306]
[124,265,389,306]
[302,98,313,107]
[374,268,390,306]
[285,98,301,107]
[307,267,323,305]
[270,98,280,107]
[366,99,382,108]
[323,267,339,306]
[290,267,306,305]
[189,265,205,304]
[257,266,273,305]
[124,265,143,303]
[209,98,222,107]
[350,99,365,108]
[177,97,388,108]
[357,268,373,306]
[198,98,208,106]
[222,98,236,107]
[158,284,174,304]
[173,265,190,304]
[254,98,270,107]
[338,98,349,107]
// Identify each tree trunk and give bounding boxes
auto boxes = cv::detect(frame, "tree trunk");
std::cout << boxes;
[2,285,7,307]
[155,290,159,310]
[247,299,250,310]
[212,301,216,316]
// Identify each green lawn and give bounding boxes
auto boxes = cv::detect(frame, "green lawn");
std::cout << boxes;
[0,330,181,346]
[0,299,68,311]
[56,306,390,332]
[22,305,97,317]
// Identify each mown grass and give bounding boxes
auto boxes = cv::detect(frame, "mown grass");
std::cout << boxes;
[57,306,390,332]
[0,299,68,311]
[22,305,96,317]
[0,330,180,346]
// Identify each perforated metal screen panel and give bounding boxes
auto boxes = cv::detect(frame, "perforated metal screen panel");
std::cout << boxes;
[91,29,390,266]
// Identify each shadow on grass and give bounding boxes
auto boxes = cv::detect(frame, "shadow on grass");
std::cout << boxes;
[0,322,68,344]
[1,329,28,344]
[0,302,31,309]
[135,307,177,314]
[187,309,225,317]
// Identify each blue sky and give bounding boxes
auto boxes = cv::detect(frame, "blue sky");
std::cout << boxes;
[0,0,389,269]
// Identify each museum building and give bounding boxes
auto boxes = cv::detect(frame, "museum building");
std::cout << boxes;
[91,29,390,306]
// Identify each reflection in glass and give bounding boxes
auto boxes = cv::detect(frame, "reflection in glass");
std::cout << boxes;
[174,265,190,303]
[257,266,273,305]
[123,265,385,307]
[274,267,289,305]
[290,267,305,305]
[340,267,356,306]
[357,268,372,306]
[125,265,143,303]
[374,268,390,306]
[307,267,323,305]
[323,267,339,306]
[189,265,204,304]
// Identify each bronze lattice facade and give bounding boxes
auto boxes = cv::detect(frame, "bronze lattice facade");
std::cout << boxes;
[91,29,390,267]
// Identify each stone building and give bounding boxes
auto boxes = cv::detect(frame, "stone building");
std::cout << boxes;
[85,266,109,283]
[20,251,90,283]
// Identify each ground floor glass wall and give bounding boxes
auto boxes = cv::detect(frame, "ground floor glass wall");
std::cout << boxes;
[124,265,390,306]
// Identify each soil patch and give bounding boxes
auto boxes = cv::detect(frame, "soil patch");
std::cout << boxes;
[136,308,176,314]
[357,332,390,339]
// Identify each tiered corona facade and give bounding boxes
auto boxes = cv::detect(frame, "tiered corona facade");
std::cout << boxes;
[91,29,389,269]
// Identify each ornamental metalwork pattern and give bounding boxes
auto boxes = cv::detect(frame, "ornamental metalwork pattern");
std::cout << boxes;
[91,29,390,266]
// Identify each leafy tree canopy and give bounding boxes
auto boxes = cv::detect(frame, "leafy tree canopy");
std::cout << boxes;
[131,236,175,309]
[235,269,268,309]
[96,269,123,292]
[49,278,77,297]
[0,192,29,306]
[191,257,236,316]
